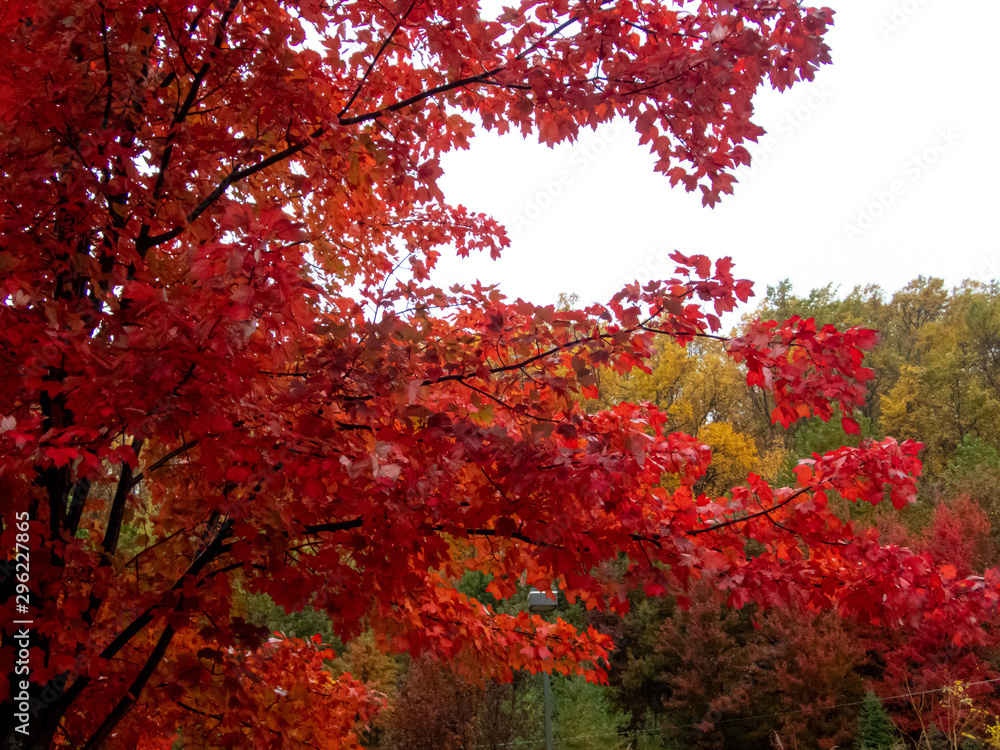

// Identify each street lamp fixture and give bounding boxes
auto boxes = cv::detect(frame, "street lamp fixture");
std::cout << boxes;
[527,587,557,750]
[527,587,558,613]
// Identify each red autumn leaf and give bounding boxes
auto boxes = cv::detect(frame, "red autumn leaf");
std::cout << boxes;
[44,447,79,467]
[842,416,861,435]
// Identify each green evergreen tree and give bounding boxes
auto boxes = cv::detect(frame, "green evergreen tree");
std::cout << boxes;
[925,723,949,750]
[551,674,629,750]
[854,691,898,750]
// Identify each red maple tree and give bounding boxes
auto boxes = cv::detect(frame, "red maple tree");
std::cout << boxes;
[0,1,992,748]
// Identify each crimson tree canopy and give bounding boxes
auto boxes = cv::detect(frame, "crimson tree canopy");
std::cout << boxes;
[1,1,991,748]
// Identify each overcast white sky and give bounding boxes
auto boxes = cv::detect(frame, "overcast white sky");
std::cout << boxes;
[432,0,999,316]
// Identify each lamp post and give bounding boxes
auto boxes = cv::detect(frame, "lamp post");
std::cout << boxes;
[527,588,557,750]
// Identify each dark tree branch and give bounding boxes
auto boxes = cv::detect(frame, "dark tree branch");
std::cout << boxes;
[340,13,583,126]
[102,437,145,556]
[686,485,814,536]
[65,477,92,535]
[142,126,325,249]
[459,527,554,548]
[334,421,374,432]
[137,0,242,257]
[79,623,177,750]
[121,524,192,570]
[306,514,557,549]
[100,519,231,662]
[304,518,364,534]
[100,4,113,129]
[130,440,199,488]
[140,11,586,251]
[338,66,506,126]
[174,700,223,721]
[454,378,560,424]
[338,0,417,118]
[53,519,234,726]
[37,388,71,542]
[339,303,687,406]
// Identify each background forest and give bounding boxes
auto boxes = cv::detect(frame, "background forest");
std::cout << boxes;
[240,276,1000,750]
